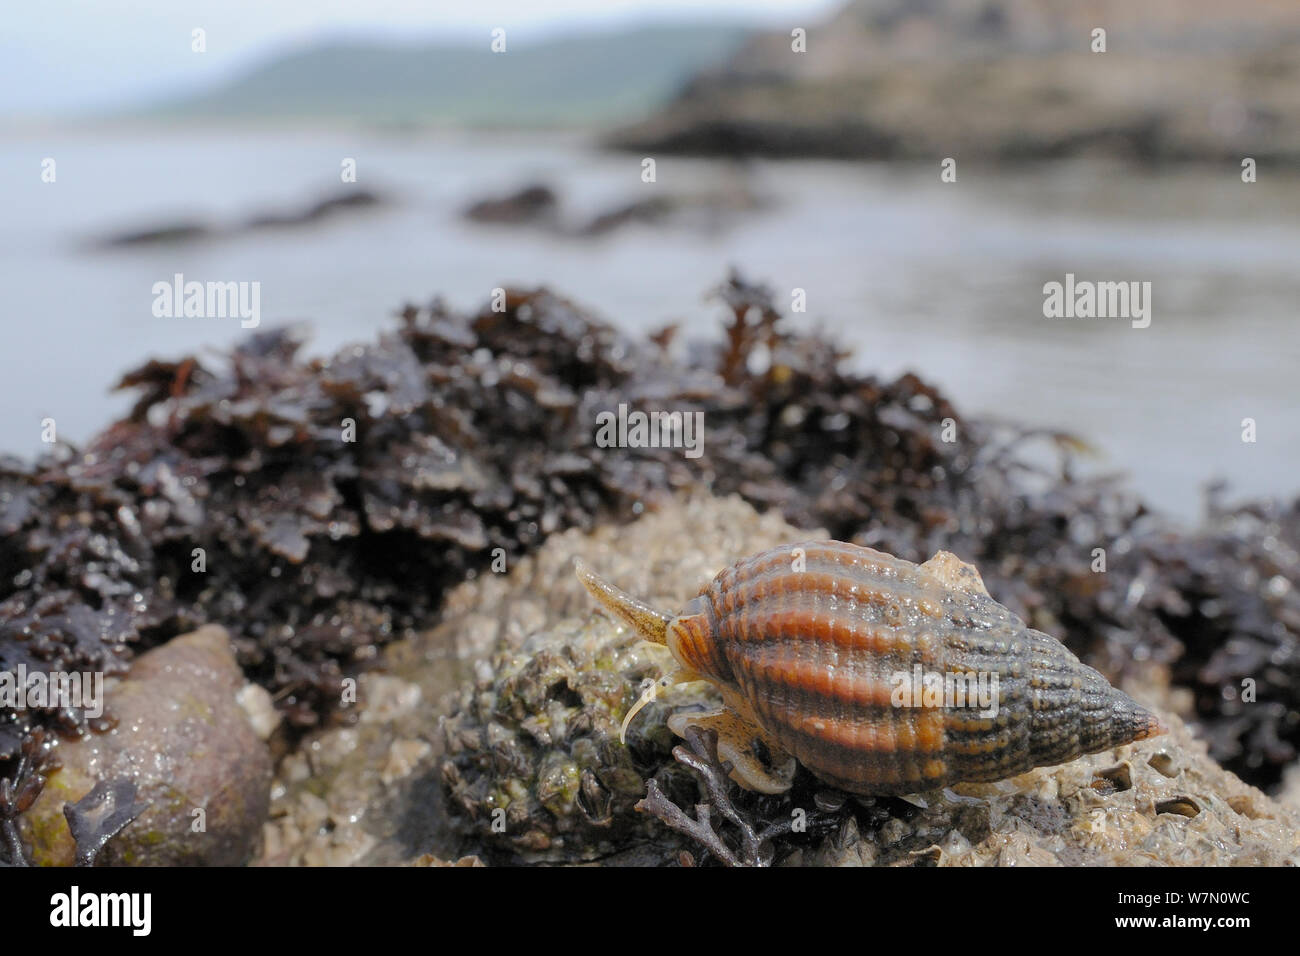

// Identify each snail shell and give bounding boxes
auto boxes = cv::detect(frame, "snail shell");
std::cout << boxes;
[576,540,1165,796]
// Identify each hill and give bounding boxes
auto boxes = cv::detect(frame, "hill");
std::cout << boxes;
[150,22,751,126]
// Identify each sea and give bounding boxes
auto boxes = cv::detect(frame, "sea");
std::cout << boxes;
[3,123,1298,523]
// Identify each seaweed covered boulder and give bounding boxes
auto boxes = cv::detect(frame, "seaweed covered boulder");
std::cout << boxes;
[20,626,272,866]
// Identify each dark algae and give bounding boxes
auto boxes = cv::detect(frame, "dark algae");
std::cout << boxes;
[61,778,147,867]
[2,274,1298,848]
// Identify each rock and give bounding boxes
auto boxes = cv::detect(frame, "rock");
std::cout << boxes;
[462,180,767,236]
[258,490,1300,865]
[611,0,1300,164]
[409,853,485,867]
[439,613,709,861]
[243,189,384,230]
[21,626,272,866]
[92,221,214,248]
[463,184,559,224]
[257,670,450,867]
[237,683,281,741]
[575,183,766,236]
[804,715,1300,866]
[91,189,385,249]
[576,196,676,236]
[1277,761,1300,813]
[258,494,811,865]
[432,495,1299,865]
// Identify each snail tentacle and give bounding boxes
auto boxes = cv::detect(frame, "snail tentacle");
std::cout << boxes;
[619,669,690,744]
[574,559,670,645]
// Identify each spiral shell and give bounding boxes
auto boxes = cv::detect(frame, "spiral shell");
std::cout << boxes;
[577,540,1165,796]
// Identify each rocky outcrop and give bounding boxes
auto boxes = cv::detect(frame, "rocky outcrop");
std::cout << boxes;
[461,180,766,235]
[92,189,384,248]
[611,0,1300,163]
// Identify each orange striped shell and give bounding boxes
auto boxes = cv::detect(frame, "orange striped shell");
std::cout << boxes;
[593,540,1165,796]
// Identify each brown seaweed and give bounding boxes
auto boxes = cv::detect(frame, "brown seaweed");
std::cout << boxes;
[0,730,54,866]
[63,777,147,867]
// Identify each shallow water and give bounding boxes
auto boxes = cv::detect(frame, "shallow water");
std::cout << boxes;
[3,124,1297,522]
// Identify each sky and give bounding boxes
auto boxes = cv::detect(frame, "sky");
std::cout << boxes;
[1,0,840,117]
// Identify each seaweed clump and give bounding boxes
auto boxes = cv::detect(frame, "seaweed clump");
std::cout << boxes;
[1,273,1297,804]
[0,731,53,866]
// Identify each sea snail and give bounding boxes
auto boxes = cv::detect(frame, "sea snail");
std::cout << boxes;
[576,540,1165,796]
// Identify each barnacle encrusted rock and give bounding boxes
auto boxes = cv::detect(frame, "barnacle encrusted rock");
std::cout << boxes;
[259,494,809,865]
[20,626,272,865]
[799,712,1300,866]
[436,496,824,861]
[440,615,697,859]
[258,494,1300,865]
[435,498,1300,865]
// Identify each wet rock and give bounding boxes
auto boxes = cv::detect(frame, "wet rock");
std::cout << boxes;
[265,493,1300,865]
[463,184,558,225]
[237,683,281,741]
[91,221,214,248]
[804,714,1300,866]
[410,853,485,867]
[256,671,446,867]
[575,182,766,236]
[20,626,271,866]
[434,498,1299,866]
[91,189,385,248]
[243,189,383,230]
[576,196,676,235]
[463,181,766,236]
[259,494,811,865]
